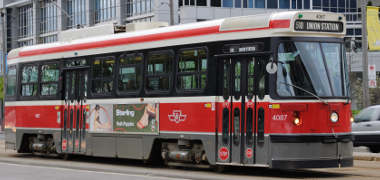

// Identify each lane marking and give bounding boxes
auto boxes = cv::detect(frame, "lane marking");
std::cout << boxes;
[0,162,189,180]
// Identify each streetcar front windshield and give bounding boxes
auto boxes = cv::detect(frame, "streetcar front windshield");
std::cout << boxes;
[276,41,348,98]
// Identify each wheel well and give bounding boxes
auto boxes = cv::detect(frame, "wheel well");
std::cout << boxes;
[18,133,55,153]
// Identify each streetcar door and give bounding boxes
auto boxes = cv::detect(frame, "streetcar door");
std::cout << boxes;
[62,70,88,154]
[217,57,256,164]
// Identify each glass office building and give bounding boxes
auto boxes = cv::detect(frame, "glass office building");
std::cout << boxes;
[0,0,375,50]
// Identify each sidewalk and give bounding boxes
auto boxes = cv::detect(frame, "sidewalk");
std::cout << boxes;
[354,152,380,161]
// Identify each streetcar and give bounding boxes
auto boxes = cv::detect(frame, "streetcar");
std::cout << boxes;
[4,11,353,169]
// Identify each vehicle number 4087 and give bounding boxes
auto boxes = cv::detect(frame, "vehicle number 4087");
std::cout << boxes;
[272,114,288,121]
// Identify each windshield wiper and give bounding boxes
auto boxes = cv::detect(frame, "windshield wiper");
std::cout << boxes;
[280,81,328,105]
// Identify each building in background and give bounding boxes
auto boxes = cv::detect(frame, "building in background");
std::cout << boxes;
[0,0,379,108]
[0,0,373,51]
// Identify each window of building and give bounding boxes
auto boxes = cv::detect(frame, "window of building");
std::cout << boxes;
[322,0,329,11]
[196,0,207,6]
[146,51,173,92]
[39,35,58,44]
[349,0,357,12]
[41,63,60,96]
[313,0,321,9]
[235,0,241,7]
[245,0,252,8]
[355,28,362,36]
[131,0,152,16]
[118,54,143,93]
[6,9,13,52]
[6,66,17,97]
[303,0,310,9]
[211,0,221,7]
[346,28,354,36]
[127,0,133,17]
[280,0,290,9]
[21,65,39,97]
[255,0,265,8]
[330,0,337,12]
[268,0,278,8]
[92,57,115,94]
[66,0,86,28]
[223,0,233,7]
[40,0,58,34]
[291,0,295,9]
[18,40,34,48]
[95,0,117,23]
[177,48,208,91]
[18,5,33,39]
[297,0,302,9]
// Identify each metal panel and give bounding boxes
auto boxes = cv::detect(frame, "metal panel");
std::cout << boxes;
[92,136,116,157]
[117,137,143,159]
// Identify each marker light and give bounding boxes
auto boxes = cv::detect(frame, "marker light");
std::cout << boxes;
[293,117,301,126]
[298,14,303,19]
[330,112,339,123]
[292,111,301,126]
[350,116,354,123]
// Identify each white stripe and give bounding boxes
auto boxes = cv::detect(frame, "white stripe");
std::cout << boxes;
[5,96,218,107]
[160,131,215,135]
[5,100,63,106]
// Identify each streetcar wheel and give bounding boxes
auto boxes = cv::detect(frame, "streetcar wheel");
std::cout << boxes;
[213,165,225,173]
[369,146,380,153]
[61,153,71,160]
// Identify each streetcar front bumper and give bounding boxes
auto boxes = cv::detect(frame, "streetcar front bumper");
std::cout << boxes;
[269,134,353,169]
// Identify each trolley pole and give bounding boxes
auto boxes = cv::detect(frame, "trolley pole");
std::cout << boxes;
[169,0,174,25]
[361,0,370,108]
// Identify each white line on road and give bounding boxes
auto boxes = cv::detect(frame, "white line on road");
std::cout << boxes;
[0,162,190,180]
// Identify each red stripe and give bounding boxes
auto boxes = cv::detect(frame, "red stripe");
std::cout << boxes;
[269,19,291,28]
[15,19,290,59]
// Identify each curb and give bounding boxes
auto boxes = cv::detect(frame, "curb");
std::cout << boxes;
[354,156,380,162]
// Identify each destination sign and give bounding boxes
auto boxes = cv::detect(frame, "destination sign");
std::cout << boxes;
[223,43,263,54]
[294,20,343,33]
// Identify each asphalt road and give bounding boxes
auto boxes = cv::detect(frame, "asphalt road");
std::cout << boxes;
[1,133,380,180]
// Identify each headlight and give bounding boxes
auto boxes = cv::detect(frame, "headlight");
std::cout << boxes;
[330,112,339,123]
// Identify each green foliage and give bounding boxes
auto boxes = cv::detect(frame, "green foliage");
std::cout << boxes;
[352,110,361,116]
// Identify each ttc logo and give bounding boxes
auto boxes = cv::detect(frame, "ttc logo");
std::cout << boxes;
[168,110,187,124]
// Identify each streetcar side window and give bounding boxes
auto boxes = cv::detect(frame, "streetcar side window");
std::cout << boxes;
[6,66,17,97]
[177,48,207,91]
[145,51,173,93]
[40,63,60,96]
[118,53,143,94]
[91,56,115,95]
[21,65,39,97]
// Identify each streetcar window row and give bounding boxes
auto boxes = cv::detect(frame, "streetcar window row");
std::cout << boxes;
[6,47,210,100]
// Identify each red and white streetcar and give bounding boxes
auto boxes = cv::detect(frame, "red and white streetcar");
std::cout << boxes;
[4,11,353,169]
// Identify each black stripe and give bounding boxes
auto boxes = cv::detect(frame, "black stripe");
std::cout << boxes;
[270,134,353,143]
